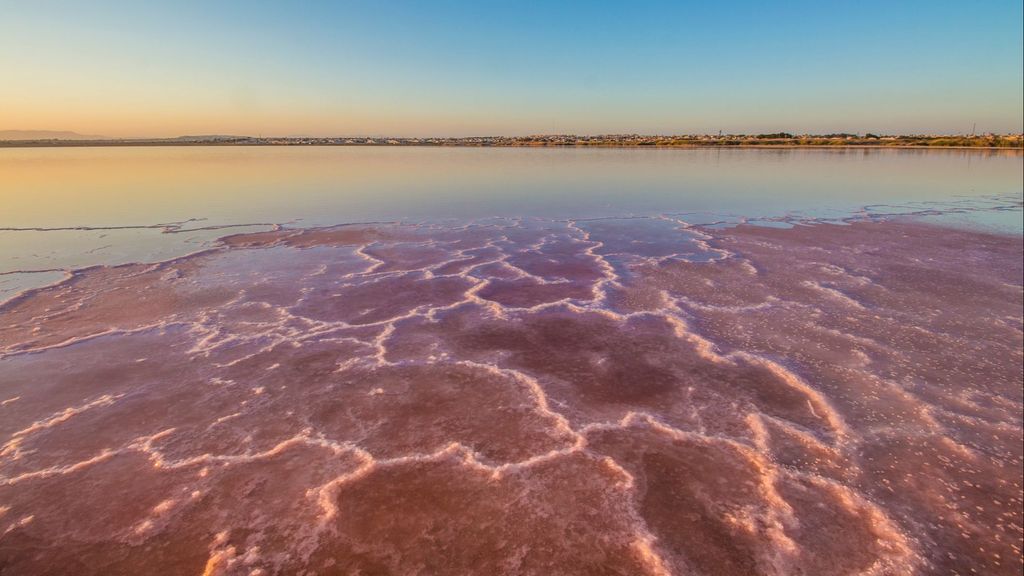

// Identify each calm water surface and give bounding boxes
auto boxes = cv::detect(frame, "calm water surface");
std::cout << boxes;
[1,146,1021,298]
[1,147,1023,575]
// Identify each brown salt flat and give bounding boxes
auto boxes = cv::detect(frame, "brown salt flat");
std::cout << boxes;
[0,217,1021,575]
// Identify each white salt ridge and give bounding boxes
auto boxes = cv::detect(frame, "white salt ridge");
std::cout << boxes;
[0,214,1020,575]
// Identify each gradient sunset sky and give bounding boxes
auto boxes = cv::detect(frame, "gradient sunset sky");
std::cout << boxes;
[2,0,1022,137]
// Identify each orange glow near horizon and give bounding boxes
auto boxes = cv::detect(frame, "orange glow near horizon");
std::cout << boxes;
[1,1,1021,137]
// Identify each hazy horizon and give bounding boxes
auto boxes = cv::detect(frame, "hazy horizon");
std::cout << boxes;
[2,0,1021,138]
[4,129,1024,141]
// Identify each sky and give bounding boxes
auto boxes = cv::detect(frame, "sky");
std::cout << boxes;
[1,0,1022,137]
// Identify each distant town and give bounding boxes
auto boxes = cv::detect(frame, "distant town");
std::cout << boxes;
[1,132,1021,148]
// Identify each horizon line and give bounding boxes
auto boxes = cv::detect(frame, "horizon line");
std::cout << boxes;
[3,131,1024,141]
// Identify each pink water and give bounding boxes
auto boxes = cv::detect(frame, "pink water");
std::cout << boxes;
[1,214,1021,575]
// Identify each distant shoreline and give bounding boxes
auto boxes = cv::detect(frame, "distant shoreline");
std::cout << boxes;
[1,142,1022,150]
[1,134,1021,149]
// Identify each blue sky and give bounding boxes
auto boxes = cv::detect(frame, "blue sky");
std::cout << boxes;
[2,0,1021,136]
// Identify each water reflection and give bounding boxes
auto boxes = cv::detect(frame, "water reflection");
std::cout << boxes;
[0,146,1020,299]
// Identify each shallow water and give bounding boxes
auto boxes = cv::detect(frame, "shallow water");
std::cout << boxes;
[0,147,1022,575]
[1,147,1021,300]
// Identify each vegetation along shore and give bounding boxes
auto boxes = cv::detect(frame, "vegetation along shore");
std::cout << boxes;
[1,133,1020,148]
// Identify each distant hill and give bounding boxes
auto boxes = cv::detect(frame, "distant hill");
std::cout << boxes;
[0,130,108,141]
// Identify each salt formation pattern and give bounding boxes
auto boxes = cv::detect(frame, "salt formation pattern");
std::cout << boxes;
[0,216,1021,575]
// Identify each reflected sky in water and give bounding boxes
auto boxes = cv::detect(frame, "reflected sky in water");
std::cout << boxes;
[1,146,1021,299]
